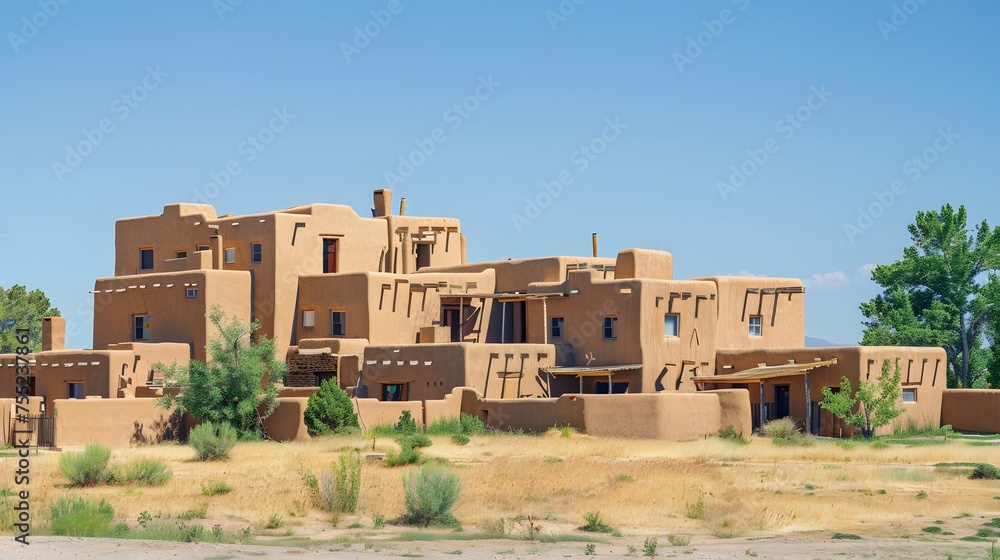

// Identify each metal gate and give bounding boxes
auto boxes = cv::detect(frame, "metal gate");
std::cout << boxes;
[11,415,56,449]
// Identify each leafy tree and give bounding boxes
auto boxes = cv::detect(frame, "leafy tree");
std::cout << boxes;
[304,378,359,436]
[157,305,286,439]
[860,204,1000,387]
[820,359,905,439]
[0,284,60,353]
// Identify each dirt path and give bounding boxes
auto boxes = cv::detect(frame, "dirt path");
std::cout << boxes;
[3,535,995,559]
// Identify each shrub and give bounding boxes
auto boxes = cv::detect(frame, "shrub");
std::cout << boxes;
[50,497,115,537]
[395,410,419,434]
[117,457,173,486]
[459,413,486,435]
[189,421,238,461]
[304,378,359,436]
[384,444,421,467]
[451,434,470,446]
[59,443,113,487]
[400,433,432,449]
[667,535,690,546]
[971,464,1000,480]
[580,511,616,534]
[718,425,749,444]
[760,418,812,446]
[685,493,706,520]
[398,465,461,526]
[643,537,658,557]
[202,482,233,496]
[584,543,596,555]
[373,514,386,529]
[321,454,361,514]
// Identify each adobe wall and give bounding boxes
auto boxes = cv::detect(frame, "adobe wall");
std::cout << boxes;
[1,397,44,446]
[384,215,465,273]
[262,397,311,442]
[51,398,183,448]
[468,390,751,440]
[93,269,251,362]
[360,343,557,400]
[421,256,615,293]
[423,387,471,425]
[941,390,1000,434]
[354,398,424,430]
[698,276,806,350]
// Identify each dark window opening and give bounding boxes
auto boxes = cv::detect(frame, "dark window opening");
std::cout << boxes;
[323,239,339,273]
[140,249,154,270]
[382,383,406,401]
[595,381,629,394]
[416,243,431,270]
[68,382,84,399]
[251,243,263,264]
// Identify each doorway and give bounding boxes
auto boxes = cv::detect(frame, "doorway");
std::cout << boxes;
[323,239,338,273]
[415,244,431,270]
[774,385,790,419]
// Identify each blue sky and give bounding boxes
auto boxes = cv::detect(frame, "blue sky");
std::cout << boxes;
[1,0,997,350]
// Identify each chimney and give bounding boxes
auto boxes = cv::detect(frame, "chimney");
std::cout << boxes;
[211,235,223,270]
[399,197,406,216]
[373,189,393,217]
[42,316,66,352]
[592,233,598,258]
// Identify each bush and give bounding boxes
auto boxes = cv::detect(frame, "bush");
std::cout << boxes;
[321,454,361,514]
[189,421,238,461]
[459,413,486,435]
[451,434,470,446]
[395,410,419,435]
[427,413,486,436]
[718,425,749,445]
[384,444,421,467]
[202,482,233,496]
[59,443,113,487]
[398,465,461,526]
[50,497,115,537]
[667,534,690,546]
[400,433,432,449]
[643,537,658,557]
[761,418,812,446]
[304,378,359,436]
[581,511,616,534]
[117,457,173,486]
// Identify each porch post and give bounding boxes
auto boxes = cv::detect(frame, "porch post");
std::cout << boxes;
[805,372,812,435]
[608,372,612,394]
[579,375,583,394]
[759,381,765,427]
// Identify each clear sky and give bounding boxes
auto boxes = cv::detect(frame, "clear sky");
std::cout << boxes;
[1,0,997,350]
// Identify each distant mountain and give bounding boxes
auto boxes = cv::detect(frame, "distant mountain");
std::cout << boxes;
[805,336,846,347]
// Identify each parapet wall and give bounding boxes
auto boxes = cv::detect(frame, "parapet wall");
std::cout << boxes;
[52,398,184,448]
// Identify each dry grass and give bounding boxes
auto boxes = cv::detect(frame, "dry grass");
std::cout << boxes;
[3,433,1000,541]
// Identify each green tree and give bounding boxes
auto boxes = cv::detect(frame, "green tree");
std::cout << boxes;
[304,378,359,436]
[157,305,286,439]
[860,204,1000,387]
[0,284,60,353]
[820,359,905,439]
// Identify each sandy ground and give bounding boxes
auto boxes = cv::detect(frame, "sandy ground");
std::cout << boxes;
[3,534,996,559]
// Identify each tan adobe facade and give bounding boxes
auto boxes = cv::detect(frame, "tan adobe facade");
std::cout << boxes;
[0,188,981,445]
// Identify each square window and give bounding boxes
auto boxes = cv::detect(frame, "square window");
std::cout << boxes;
[902,388,917,403]
[302,310,315,328]
[133,315,149,341]
[140,248,154,270]
[551,317,564,339]
[749,315,762,337]
[331,311,346,336]
[251,243,262,264]
[224,247,236,264]
[603,316,617,340]
[176,251,187,259]
[664,314,679,337]
[185,289,198,298]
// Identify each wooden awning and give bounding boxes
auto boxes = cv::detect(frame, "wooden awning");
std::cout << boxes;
[691,358,838,385]
[542,364,642,377]
[443,292,568,301]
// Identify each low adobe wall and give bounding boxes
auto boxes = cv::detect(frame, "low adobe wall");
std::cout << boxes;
[1,397,44,446]
[355,398,424,430]
[263,397,311,442]
[469,389,752,440]
[52,398,183,448]
[941,390,1000,433]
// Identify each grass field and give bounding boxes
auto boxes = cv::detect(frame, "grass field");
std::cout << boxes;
[3,431,1000,548]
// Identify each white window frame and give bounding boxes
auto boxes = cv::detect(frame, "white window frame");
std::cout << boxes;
[749,315,763,337]
[902,388,917,403]
[185,289,198,298]
[302,310,315,328]
[224,247,236,264]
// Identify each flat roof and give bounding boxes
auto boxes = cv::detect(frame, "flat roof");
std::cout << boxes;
[691,358,838,384]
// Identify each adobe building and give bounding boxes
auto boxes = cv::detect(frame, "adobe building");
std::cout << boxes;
[0,188,985,446]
